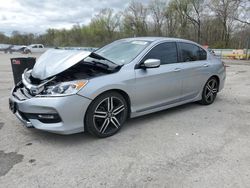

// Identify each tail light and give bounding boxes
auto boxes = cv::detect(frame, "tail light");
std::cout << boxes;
[222,61,226,68]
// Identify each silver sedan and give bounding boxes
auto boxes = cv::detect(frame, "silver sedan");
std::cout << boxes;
[9,37,226,137]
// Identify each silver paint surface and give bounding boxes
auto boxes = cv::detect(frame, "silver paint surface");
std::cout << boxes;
[11,37,226,134]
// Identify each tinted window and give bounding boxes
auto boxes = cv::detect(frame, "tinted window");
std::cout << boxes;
[179,43,207,62]
[143,42,178,65]
[199,48,207,60]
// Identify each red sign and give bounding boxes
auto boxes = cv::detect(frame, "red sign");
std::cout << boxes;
[12,60,20,65]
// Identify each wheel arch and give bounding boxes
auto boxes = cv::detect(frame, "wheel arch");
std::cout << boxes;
[209,75,220,88]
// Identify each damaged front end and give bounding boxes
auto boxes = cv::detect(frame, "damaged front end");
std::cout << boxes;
[22,69,56,95]
[12,69,53,101]
[9,49,121,133]
[12,49,121,100]
[12,68,88,100]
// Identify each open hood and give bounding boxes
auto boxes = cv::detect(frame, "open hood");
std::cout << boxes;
[31,49,91,80]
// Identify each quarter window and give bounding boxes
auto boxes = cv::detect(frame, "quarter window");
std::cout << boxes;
[143,42,178,65]
[179,42,207,62]
[199,48,207,60]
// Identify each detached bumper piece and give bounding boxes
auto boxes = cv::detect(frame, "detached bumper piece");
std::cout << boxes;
[9,98,32,127]
[15,111,33,128]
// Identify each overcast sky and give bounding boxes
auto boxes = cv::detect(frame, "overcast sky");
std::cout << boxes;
[0,0,149,35]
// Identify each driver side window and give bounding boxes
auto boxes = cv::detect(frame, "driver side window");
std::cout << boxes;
[143,42,178,65]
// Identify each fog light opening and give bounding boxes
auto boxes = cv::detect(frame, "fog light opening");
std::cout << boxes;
[38,114,56,119]
[37,114,62,123]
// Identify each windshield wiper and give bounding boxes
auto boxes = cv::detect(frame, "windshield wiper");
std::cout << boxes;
[84,60,109,69]
[91,52,118,66]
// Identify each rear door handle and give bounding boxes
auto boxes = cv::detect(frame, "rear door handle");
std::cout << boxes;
[174,68,181,72]
[203,64,209,67]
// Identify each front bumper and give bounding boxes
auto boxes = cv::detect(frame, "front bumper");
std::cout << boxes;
[9,93,92,134]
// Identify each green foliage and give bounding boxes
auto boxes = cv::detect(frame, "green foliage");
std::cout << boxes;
[0,0,249,49]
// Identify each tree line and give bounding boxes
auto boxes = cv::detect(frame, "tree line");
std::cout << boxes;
[0,0,249,49]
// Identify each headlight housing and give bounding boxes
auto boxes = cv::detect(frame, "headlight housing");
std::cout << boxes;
[37,80,88,97]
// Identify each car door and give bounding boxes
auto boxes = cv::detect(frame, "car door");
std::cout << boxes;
[32,45,38,53]
[177,42,210,99]
[38,45,44,53]
[134,42,183,112]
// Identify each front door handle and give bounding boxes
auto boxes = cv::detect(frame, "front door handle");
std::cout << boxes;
[203,64,209,67]
[174,68,181,72]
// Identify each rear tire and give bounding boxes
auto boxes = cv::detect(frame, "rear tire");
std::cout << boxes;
[85,91,128,138]
[200,77,219,105]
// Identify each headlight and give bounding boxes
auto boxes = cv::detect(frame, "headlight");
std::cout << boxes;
[37,80,88,97]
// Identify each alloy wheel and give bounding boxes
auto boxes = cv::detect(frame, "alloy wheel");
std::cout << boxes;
[93,96,126,134]
[204,78,218,103]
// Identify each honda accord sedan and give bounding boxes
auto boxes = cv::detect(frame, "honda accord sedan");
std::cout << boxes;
[9,37,226,137]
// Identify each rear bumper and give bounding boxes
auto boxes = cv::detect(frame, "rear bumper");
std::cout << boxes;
[9,93,92,134]
[218,68,226,92]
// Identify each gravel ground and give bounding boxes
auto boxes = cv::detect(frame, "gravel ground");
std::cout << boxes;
[0,52,250,188]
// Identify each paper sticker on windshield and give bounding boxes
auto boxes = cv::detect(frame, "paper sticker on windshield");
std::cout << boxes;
[131,41,148,45]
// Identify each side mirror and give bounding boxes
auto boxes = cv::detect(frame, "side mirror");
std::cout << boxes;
[142,59,160,68]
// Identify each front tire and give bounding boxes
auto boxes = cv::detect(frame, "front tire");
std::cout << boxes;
[200,77,219,105]
[85,92,128,138]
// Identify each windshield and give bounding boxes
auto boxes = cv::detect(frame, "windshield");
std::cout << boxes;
[95,40,151,65]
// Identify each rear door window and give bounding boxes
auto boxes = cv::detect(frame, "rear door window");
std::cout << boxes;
[199,47,207,60]
[143,42,178,65]
[179,42,207,62]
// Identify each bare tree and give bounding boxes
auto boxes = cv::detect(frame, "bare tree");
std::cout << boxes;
[2,0,249,49]
[233,0,250,25]
[165,2,180,37]
[148,0,167,36]
[209,0,241,47]
[92,8,120,40]
[122,1,148,37]
[169,0,204,43]
[185,0,204,43]
[169,0,192,39]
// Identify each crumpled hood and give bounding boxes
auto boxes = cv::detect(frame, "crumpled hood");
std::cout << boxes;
[31,49,91,80]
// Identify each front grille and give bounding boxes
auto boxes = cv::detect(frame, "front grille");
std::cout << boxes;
[21,87,33,98]
[13,83,33,100]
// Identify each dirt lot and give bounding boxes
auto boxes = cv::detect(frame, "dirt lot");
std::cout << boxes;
[0,52,250,188]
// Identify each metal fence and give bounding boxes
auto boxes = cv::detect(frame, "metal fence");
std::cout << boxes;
[213,49,250,60]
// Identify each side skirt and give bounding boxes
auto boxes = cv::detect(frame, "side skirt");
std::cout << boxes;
[130,94,202,118]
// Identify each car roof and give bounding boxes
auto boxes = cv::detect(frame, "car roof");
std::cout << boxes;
[29,44,43,46]
[122,37,196,43]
